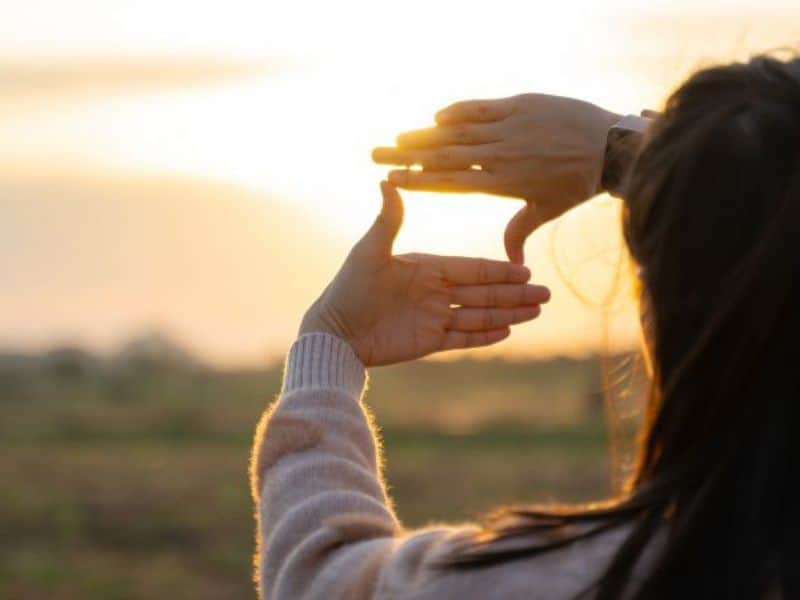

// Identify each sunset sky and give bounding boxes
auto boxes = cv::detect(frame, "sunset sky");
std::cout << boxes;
[2,1,798,366]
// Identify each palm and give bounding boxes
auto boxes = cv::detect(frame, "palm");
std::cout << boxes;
[347,256,455,365]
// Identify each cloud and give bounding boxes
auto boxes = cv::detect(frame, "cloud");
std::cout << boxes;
[0,166,346,365]
[0,56,278,101]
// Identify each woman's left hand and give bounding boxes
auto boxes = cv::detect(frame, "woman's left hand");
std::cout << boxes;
[300,181,550,366]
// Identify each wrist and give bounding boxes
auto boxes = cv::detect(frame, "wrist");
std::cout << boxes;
[600,113,651,198]
[299,308,355,348]
[299,312,365,366]
[593,110,624,196]
[282,332,366,397]
[299,311,338,339]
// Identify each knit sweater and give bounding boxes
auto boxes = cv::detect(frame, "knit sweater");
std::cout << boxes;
[250,333,661,599]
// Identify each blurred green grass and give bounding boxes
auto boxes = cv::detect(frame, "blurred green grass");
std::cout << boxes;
[0,340,631,599]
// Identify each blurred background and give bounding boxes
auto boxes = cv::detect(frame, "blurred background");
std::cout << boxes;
[2,1,797,597]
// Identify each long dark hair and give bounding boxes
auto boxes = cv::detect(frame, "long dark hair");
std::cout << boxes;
[444,53,800,599]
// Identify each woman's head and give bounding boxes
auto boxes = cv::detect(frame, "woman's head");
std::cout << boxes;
[447,53,800,600]
[617,52,800,596]
[624,53,800,482]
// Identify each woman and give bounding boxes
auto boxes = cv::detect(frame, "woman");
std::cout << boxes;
[250,54,800,598]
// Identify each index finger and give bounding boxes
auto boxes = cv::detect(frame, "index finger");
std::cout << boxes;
[436,256,531,285]
[396,123,499,149]
[435,98,515,125]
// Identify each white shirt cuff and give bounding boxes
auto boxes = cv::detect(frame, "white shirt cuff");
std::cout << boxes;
[281,332,367,398]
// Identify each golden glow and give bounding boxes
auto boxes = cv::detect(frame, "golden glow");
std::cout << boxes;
[1,1,797,364]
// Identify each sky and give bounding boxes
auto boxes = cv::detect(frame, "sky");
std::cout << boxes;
[1,1,798,366]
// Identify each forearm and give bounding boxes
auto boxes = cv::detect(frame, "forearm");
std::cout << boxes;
[249,333,477,599]
[250,333,390,595]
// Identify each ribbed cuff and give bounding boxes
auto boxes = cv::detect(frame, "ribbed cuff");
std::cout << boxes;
[281,333,366,398]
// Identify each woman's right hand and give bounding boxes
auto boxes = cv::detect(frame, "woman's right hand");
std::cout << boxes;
[372,94,620,264]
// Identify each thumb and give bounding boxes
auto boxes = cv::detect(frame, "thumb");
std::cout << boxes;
[363,181,404,255]
[504,202,545,264]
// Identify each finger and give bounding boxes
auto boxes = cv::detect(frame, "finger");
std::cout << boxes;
[396,123,499,149]
[640,109,661,119]
[388,169,495,193]
[503,202,556,264]
[433,256,531,285]
[435,98,515,125]
[440,327,511,351]
[450,283,551,308]
[372,145,493,170]
[362,181,404,255]
[449,306,541,331]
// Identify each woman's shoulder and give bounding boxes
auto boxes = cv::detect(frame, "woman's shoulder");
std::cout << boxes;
[376,520,666,600]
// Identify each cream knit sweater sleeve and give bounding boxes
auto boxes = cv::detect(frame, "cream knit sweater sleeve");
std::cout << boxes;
[250,332,634,599]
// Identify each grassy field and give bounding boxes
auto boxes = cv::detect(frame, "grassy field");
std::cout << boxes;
[0,343,637,599]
